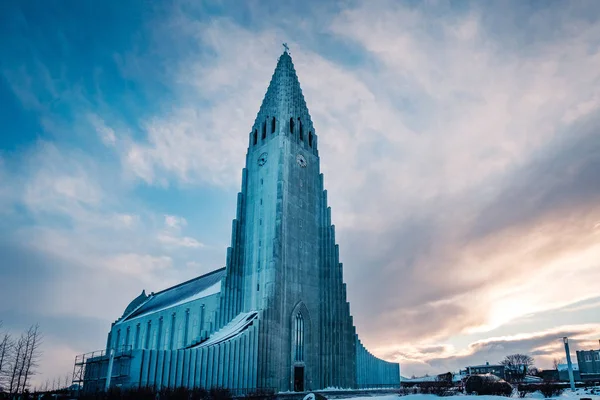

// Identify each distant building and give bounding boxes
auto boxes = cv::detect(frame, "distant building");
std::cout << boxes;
[557,363,581,381]
[537,369,558,381]
[465,362,506,379]
[576,349,600,381]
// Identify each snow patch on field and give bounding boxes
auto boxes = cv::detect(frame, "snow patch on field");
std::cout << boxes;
[344,390,600,400]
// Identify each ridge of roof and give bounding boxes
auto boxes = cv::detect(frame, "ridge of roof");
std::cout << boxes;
[153,266,226,296]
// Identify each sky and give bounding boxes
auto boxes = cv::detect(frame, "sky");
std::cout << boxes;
[1,0,600,388]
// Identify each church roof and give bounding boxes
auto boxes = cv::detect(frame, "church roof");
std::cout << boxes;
[121,267,226,322]
[191,311,259,349]
[252,49,314,134]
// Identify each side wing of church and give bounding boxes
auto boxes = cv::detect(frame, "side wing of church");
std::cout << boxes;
[77,49,400,394]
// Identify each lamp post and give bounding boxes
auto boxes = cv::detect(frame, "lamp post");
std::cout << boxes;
[563,337,575,391]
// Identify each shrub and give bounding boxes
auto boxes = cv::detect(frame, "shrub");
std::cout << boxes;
[517,384,537,398]
[465,375,512,396]
[539,382,563,398]
[208,387,232,400]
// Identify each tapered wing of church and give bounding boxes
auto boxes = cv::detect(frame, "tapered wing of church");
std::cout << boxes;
[79,50,400,393]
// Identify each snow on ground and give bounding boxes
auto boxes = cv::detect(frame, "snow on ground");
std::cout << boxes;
[343,389,600,400]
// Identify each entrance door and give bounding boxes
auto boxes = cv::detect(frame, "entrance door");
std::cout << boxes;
[294,366,304,392]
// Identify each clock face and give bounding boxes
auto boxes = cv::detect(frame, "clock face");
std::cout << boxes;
[296,154,307,168]
[257,152,268,166]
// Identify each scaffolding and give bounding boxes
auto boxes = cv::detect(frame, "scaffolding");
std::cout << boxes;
[72,345,133,392]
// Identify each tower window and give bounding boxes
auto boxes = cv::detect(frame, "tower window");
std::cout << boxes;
[253,130,258,145]
[271,117,276,133]
[290,118,294,134]
[299,118,303,141]
[308,131,313,148]
[294,312,304,361]
[262,122,266,139]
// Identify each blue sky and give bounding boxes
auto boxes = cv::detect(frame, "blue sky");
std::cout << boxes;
[2,0,600,387]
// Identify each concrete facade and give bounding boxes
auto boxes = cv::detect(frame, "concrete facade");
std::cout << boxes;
[84,49,400,393]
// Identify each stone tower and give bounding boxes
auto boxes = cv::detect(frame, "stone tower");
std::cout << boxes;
[216,49,357,391]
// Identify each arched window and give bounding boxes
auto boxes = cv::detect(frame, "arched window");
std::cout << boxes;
[271,117,276,133]
[290,117,294,134]
[183,309,190,347]
[115,329,121,350]
[294,312,304,361]
[144,321,152,349]
[134,324,141,349]
[253,130,258,145]
[298,118,303,141]
[169,313,176,350]
[308,131,313,148]
[156,317,164,349]
[262,122,266,139]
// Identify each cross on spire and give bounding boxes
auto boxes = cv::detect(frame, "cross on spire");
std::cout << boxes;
[283,43,289,53]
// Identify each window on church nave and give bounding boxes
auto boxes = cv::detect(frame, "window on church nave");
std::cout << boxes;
[145,321,151,349]
[271,117,276,133]
[135,324,140,349]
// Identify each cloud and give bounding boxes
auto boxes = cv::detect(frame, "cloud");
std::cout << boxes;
[164,214,187,229]
[89,113,117,146]
[157,233,204,248]
[382,323,600,377]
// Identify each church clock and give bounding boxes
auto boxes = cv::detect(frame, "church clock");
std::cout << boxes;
[257,152,268,166]
[296,154,307,168]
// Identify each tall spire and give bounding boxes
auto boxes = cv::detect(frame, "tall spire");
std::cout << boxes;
[252,48,314,136]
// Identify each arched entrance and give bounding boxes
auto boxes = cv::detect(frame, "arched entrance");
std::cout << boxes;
[291,302,310,392]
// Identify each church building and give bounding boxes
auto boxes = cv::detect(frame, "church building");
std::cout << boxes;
[77,48,400,393]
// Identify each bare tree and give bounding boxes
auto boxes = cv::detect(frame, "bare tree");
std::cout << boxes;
[0,335,12,391]
[44,378,50,392]
[8,334,25,393]
[5,324,43,393]
[0,322,13,392]
[552,358,565,370]
[500,353,535,382]
[64,373,71,388]
[21,324,42,392]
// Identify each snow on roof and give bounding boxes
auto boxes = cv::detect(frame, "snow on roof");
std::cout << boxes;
[402,375,438,383]
[121,267,226,322]
[192,311,259,348]
[523,375,543,382]
[467,364,504,368]
[557,363,579,371]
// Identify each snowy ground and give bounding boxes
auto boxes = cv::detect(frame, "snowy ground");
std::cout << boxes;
[341,389,600,400]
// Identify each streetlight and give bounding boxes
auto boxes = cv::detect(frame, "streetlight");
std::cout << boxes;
[562,337,575,392]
